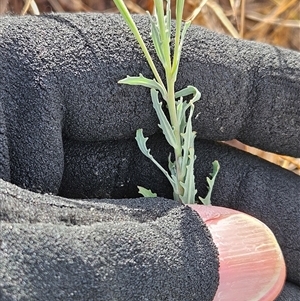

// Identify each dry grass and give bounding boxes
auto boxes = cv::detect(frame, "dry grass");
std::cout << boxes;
[1,0,299,175]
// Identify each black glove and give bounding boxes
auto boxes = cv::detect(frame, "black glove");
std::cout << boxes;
[1,13,299,300]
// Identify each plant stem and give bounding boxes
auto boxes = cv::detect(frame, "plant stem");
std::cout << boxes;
[166,73,184,199]
[173,0,184,77]
[113,0,166,93]
[114,0,219,205]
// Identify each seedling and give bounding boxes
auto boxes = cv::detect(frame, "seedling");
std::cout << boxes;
[113,0,219,205]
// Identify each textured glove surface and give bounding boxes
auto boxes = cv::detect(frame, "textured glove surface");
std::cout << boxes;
[0,13,299,300]
[1,13,299,192]
[0,179,219,301]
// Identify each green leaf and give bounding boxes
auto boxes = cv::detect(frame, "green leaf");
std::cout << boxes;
[171,173,181,202]
[151,89,177,148]
[168,153,175,174]
[176,98,190,135]
[173,0,185,76]
[153,0,171,70]
[180,103,196,178]
[165,0,171,40]
[135,129,151,158]
[172,22,191,79]
[179,148,197,204]
[118,74,165,97]
[113,0,165,89]
[175,85,201,102]
[178,22,191,55]
[199,160,220,205]
[153,0,165,35]
[137,186,157,197]
[147,12,166,67]
[135,129,175,186]
[175,0,185,23]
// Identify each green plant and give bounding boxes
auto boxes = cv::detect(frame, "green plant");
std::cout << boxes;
[113,0,219,205]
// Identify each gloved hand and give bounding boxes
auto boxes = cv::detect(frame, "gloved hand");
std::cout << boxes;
[0,13,299,300]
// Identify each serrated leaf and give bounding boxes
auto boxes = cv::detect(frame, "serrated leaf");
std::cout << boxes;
[151,89,177,148]
[135,129,175,187]
[168,153,176,176]
[176,97,186,131]
[176,98,190,135]
[199,160,220,205]
[135,129,152,159]
[180,102,196,176]
[137,186,157,197]
[179,148,197,204]
[171,173,181,202]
